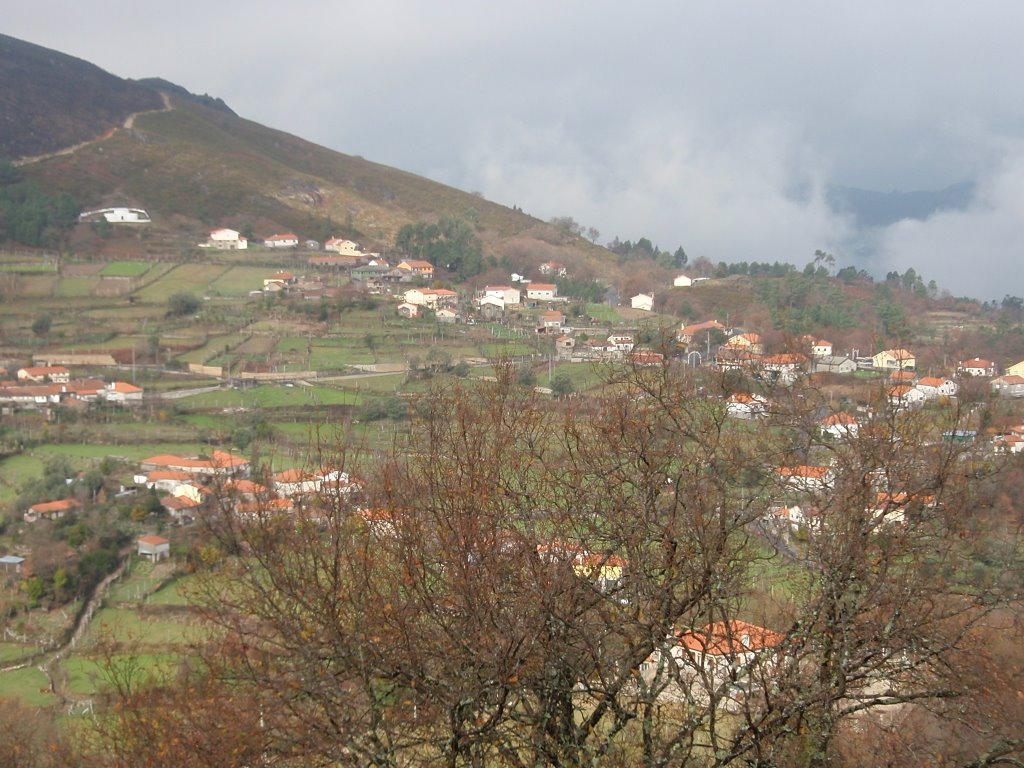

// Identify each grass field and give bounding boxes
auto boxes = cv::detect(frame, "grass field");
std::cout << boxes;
[0,453,45,502]
[85,607,198,647]
[19,274,59,297]
[133,264,230,302]
[0,666,58,706]
[207,266,271,297]
[177,333,246,365]
[62,653,178,696]
[146,576,197,607]
[0,262,57,273]
[100,261,151,278]
[180,384,361,409]
[54,277,97,297]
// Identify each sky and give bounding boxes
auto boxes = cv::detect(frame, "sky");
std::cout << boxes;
[7,1,1024,299]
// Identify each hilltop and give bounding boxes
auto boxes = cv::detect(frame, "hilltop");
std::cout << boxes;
[0,33,162,160]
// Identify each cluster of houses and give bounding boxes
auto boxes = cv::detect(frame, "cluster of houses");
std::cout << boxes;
[0,365,143,413]
[132,451,362,524]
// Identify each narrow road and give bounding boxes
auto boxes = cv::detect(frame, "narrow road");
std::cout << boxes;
[14,92,173,167]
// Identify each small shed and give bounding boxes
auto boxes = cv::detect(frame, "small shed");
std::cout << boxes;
[138,535,170,561]
[0,555,25,576]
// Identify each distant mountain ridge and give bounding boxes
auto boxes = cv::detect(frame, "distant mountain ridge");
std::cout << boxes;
[826,181,975,228]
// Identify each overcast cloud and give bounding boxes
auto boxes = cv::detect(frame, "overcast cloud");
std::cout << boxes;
[7,1,1024,299]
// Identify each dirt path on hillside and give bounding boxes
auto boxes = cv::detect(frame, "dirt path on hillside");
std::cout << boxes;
[13,91,173,167]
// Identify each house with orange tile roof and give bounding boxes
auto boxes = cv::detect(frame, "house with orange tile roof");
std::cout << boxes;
[725,392,768,420]
[25,498,80,523]
[205,228,247,250]
[105,381,144,403]
[915,376,957,400]
[396,259,435,279]
[777,464,833,492]
[138,535,170,561]
[140,450,249,478]
[403,288,458,309]
[324,237,361,255]
[819,412,859,439]
[811,339,833,357]
[888,384,925,410]
[761,353,808,385]
[725,332,764,355]
[641,619,785,706]
[873,348,916,371]
[957,358,997,377]
[677,319,725,345]
[991,375,1024,398]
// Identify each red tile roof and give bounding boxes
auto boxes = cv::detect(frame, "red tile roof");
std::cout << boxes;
[676,620,784,655]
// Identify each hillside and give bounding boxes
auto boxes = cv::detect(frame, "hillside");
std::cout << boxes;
[2,33,611,271]
[0,33,163,160]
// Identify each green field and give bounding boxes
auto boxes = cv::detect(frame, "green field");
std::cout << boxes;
[0,262,57,273]
[85,607,198,647]
[0,454,45,503]
[62,653,178,696]
[100,261,151,278]
[19,274,59,297]
[180,384,361,409]
[133,264,230,302]
[0,666,58,706]
[54,277,97,297]
[207,266,272,297]
[177,333,246,365]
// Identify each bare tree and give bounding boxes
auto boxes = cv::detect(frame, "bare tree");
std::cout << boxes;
[91,362,1022,766]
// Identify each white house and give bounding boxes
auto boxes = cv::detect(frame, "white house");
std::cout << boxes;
[991,375,1024,398]
[482,286,521,305]
[915,377,958,400]
[811,340,833,357]
[819,412,859,439]
[630,293,654,312]
[812,355,857,375]
[324,237,361,255]
[138,535,170,561]
[403,288,458,309]
[725,392,768,419]
[607,333,635,353]
[79,207,151,223]
[539,310,565,332]
[761,354,808,385]
[957,358,997,377]
[641,620,784,706]
[888,384,926,410]
[104,381,144,404]
[206,228,248,250]
[873,349,916,371]
[526,283,558,301]
[264,233,299,248]
[673,274,693,288]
